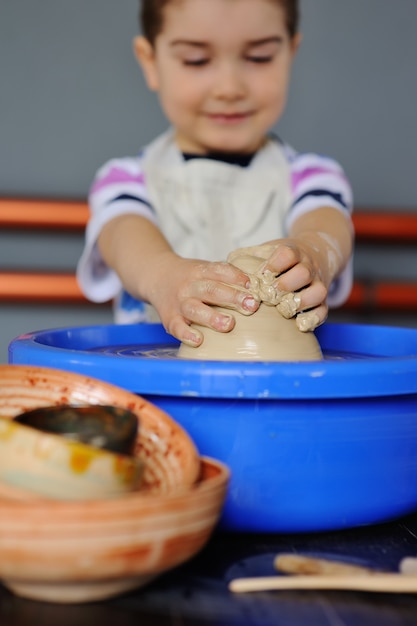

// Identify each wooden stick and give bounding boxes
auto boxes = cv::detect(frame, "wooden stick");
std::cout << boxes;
[274,553,379,577]
[229,573,417,594]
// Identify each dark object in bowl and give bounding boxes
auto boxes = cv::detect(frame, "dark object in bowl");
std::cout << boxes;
[14,404,138,455]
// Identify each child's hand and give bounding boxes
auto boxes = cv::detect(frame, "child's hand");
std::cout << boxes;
[98,215,260,347]
[146,254,259,347]
[232,237,333,332]
[233,208,353,332]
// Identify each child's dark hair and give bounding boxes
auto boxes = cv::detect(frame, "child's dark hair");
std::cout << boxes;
[140,0,299,45]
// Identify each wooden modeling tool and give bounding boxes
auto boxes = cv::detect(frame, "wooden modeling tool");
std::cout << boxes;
[229,553,417,594]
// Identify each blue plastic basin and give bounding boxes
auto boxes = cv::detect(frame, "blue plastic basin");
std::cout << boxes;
[8,322,417,532]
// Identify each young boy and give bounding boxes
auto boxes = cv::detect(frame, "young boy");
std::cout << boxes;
[77,0,353,348]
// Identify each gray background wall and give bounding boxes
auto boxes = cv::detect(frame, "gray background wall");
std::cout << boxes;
[1,0,416,361]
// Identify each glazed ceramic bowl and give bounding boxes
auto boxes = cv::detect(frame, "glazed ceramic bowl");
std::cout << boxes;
[0,415,144,501]
[0,364,200,496]
[0,365,229,603]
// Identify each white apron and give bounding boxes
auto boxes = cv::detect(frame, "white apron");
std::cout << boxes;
[142,130,292,263]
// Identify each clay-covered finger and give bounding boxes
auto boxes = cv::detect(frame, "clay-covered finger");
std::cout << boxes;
[180,298,236,333]
[274,263,312,294]
[296,281,327,312]
[296,304,328,332]
[276,292,301,318]
[166,314,204,347]
[191,279,259,315]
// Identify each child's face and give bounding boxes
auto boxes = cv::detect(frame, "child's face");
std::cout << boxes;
[135,0,300,154]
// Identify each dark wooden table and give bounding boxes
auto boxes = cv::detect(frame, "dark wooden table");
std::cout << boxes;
[1,512,417,625]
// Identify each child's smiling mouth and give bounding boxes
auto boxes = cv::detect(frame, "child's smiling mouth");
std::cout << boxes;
[204,111,253,124]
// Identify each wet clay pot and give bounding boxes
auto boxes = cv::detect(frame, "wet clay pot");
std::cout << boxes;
[178,252,322,362]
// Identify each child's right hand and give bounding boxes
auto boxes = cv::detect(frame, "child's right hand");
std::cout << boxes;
[144,253,259,347]
[98,214,258,347]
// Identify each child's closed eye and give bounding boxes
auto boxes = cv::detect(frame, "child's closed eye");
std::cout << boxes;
[182,58,210,67]
[244,37,282,64]
[245,55,273,64]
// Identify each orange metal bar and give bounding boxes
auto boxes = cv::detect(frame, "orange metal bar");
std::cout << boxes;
[344,282,367,309]
[0,198,89,230]
[343,281,417,311]
[0,272,86,303]
[352,210,417,241]
[1,198,417,240]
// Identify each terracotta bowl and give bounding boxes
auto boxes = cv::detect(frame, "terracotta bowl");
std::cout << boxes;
[0,457,228,603]
[0,364,200,496]
[0,365,229,603]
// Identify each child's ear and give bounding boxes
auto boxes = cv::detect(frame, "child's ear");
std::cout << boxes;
[291,32,303,57]
[133,36,159,91]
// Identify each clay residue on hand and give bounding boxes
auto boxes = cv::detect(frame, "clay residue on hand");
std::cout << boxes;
[227,251,289,309]
[296,310,321,332]
[276,292,301,318]
[228,250,312,328]
[248,270,284,306]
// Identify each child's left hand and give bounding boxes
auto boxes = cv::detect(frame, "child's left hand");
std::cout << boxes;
[231,235,339,332]
[231,207,353,331]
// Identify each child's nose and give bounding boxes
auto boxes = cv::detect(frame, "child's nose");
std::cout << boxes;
[212,61,246,100]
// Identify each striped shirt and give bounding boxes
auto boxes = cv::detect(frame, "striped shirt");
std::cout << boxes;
[77,131,353,323]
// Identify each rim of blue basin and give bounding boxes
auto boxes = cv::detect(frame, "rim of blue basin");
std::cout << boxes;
[8,322,417,399]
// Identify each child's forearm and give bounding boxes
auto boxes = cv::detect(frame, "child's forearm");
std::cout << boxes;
[98,214,175,303]
[288,206,354,288]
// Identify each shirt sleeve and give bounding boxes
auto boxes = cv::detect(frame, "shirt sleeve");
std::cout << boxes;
[283,147,354,308]
[76,156,157,303]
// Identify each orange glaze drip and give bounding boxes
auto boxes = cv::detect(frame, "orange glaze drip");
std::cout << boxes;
[69,444,99,474]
